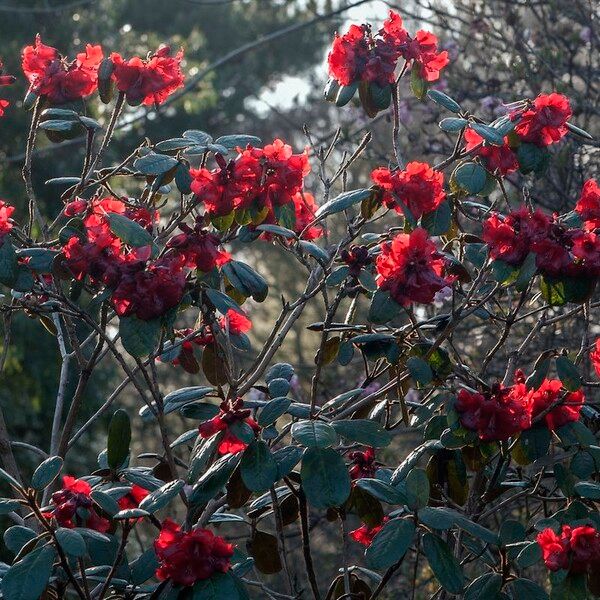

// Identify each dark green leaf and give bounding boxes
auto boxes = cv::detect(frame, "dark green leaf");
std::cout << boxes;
[139,480,184,513]
[31,456,63,491]
[454,162,487,195]
[240,441,278,492]
[291,421,337,448]
[134,152,178,175]
[315,189,372,218]
[421,201,452,236]
[331,420,391,448]
[222,260,268,302]
[365,518,415,569]
[107,409,131,470]
[55,528,86,557]
[368,289,401,324]
[300,447,351,509]
[556,356,582,391]
[422,533,465,594]
[1,546,55,600]
[107,213,153,247]
[119,316,161,358]
[427,90,461,113]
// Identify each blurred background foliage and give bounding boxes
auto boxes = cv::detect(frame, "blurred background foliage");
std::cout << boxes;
[0,1,598,585]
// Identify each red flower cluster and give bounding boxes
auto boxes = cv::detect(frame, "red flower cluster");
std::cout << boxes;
[341,245,372,278]
[191,139,310,226]
[348,447,377,480]
[328,24,397,87]
[0,60,15,117]
[371,161,445,219]
[198,398,259,455]
[0,200,15,244]
[22,35,103,104]
[350,517,389,546]
[456,372,584,441]
[117,484,149,510]
[154,519,234,586]
[511,93,572,147]
[590,339,600,378]
[575,179,600,229]
[110,45,184,106]
[483,203,600,279]
[327,11,448,87]
[381,13,449,82]
[63,197,228,321]
[463,128,518,176]
[375,228,453,306]
[45,476,109,533]
[291,192,324,240]
[537,525,600,573]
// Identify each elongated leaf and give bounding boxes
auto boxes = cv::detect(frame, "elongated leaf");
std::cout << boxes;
[139,480,184,513]
[291,421,337,448]
[240,441,278,492]
[331,420,391,448]
[1,546,56,600]
[31,456,63,491]
[107,409,131,470]
[365,518,415,569]
[300,447,351,509]
[107,213,152,247]
[315,189,372,218]
[422,533,465,594]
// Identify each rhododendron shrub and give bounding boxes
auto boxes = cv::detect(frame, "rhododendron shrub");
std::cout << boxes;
[0,9,600,600]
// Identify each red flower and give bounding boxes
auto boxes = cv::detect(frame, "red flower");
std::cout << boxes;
[327,24,397,87]
[350,517,389,546]
[22,35,103,104]
[198,399,259,455]
[219,309,252,336]
[154,519,234,587]
[455,383,532,441]
[110,45,184,106]
[118,484,149,510]
[190,166,236,218]
[371,162,445,219]
[512,93,572,147]
[575,179,600,229]
[375,228,453,306]
[166,223,230,272]
[590,339,600,378]
[0,200,15,243]
[482,207,551,267]
[381,15,449,82]
[111,254,186,321]
[463,128,518,176]
[348,447,377,480]
[293,192,324,240]
[537,525,600,574]
[45,476,110,533]
[530,378,584,431]
[0,60,15,117]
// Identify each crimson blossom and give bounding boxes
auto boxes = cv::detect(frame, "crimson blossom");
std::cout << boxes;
[21,35,103,104]
[510,93,572,147]
[375,227,454,306]
[198,398,260,455]
[0,200,14,244]
[371,161,446,218]
[350,517,389,546]
[154,519,234,586]
[537,525,600,574]
[455,382,532,442]
[463,128,519,176]
[456,372,584,441]
[590,339,600,378]
[44,476,109,533]
[110,45,184,106]
[0,60,15,117]
[575,179,600,229]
